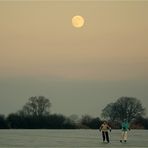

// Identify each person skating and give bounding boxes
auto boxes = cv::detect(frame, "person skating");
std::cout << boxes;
[120,119,130,143]
[99,121,111,143]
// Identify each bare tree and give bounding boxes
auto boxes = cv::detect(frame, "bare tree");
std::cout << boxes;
[101,103,117,121]
[20,96,51,116]
[101,97,145,123]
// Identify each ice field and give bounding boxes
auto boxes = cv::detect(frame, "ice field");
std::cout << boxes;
[0,129,147,147]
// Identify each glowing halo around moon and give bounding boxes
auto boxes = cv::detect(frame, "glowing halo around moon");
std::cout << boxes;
[72,15,85,28]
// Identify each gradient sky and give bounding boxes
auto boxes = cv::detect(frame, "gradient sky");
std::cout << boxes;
[0,1,148,117]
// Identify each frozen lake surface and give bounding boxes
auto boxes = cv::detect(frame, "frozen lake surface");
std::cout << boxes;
[0,129,147,147]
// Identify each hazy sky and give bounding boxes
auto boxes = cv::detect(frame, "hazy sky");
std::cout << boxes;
[0,1,148,117]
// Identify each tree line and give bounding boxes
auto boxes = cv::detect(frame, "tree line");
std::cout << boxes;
[0,96,148,129]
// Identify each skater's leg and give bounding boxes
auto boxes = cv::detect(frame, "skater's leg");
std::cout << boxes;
[120,131,124,142]
[105,132,109,143]
[102,132,105,142]
[123,131,128,142]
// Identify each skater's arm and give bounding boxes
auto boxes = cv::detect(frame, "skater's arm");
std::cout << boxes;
[108,125,112,132]
[109,127,112,132]
[128,125,131,131]
[99,125,102,131]
[128,123,131,131]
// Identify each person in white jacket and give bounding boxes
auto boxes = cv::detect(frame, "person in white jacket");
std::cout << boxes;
[99,121,111,143]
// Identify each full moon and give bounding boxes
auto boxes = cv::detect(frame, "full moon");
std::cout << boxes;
[72,15,85,28]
